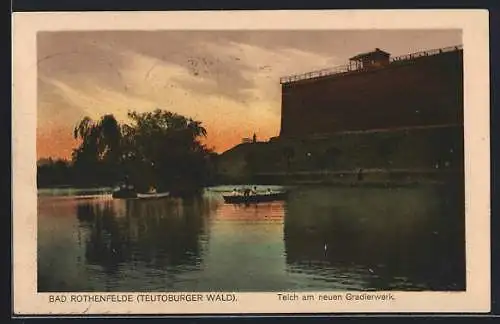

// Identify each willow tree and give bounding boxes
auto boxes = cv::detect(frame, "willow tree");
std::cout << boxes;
[71,114,122,186]
[71,109,213,194]
[122,109,212,195]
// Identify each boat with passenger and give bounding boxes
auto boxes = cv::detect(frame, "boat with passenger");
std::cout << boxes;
[222,187,288,204]
[112,184,169,200]
[112,185,138,199]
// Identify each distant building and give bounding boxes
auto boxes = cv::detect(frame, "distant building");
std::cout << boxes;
[279,45,463,138]
[242,133,258,144]
[241,137,252,144]
[217,45,464,183]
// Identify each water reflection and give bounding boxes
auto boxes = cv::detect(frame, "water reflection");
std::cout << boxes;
[195,201,287,291]
[283,184,465,291]
[76,197,212,274]
[38,195,219,291]
[38,184,465,292]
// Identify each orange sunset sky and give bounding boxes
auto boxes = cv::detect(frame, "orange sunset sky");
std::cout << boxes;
[37,30,461,160]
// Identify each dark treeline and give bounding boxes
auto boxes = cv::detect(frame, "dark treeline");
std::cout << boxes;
[37,109,219,196]
[37,158,75,187]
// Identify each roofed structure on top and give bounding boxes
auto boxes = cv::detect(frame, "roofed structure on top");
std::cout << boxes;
[349,48,391,69]
[279,44,463,84]
[349,48,391,61]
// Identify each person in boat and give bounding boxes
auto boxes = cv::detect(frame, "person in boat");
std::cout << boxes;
[357,168,364,181]
[243,188,251,197]
[122,175,135,191]
[267,188,273,195]
[231,188,240,196]
[251,186,258,195]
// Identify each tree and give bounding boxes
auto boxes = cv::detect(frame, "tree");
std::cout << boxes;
[122,109,211,195]
[70,109,212,195]
[72,114,122,186]
[73,114,122,162]
[37,158,73,187]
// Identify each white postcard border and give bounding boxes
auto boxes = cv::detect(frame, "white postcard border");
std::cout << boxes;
[12,9,490,315]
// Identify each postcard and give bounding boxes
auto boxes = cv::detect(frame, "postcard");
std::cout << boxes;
[12,9,490,315]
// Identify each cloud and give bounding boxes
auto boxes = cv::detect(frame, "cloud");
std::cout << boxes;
[37,32,337,130]
[37,30,462,158]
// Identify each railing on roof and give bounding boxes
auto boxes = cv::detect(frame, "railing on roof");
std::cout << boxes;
[280,45,463,84]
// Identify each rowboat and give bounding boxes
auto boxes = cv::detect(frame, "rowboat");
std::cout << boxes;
[112,187,138,199]
[112,186,169,200]
[137,192,170,199]
[222,191,288,204]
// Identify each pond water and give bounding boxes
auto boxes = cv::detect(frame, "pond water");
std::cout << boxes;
[38,184,465,292]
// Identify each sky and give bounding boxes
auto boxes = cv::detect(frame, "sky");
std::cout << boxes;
[37,29,461,160]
